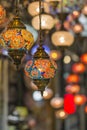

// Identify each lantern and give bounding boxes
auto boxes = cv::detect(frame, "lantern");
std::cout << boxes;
[32,14,55,30]
[64,94,76,114]
[49,50,61,61]
[72,23,83,34]
[80,53,87,64]
[72,10,80,19]
[65,84,80,94]
[51,31,74,47]
[0,16,34,67]
[43,88,53,99]
[66,74,80,83]
[72,62,85,74]
[74,94,86,105]
[28,1,50,16]
[55,109,68,119]
[50,95,63,109]
[24,46,57,91]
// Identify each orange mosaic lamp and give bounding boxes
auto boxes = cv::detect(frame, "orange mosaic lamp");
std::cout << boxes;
[1,16,34,67]
[24,45,57,91]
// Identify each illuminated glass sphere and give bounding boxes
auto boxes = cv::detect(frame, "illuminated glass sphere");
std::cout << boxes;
[28,1,50,16]
[64,94,76,114]
[43,88,53,99]
[82,5,87,16]
[49,50,61,61]
[55,109,68,119]
[66,74,80,83]
[72,23,83,34]
[80,53,87,64]
[74,94,86,105]
[51,31,74,46]
[32,14,55,30]
[0,5,6,25]
[50,96,63,109]
[72,62,85,74]
[65,84,80,94]
[72,10,80,19]
[1,17,34,50]
[24,46,57,91]
[0,16,34,66]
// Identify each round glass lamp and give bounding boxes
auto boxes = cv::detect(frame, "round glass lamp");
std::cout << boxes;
[72,23,83,34]
[43,88,53,99]
[55,109,68,119]
[65,84,80,94]
[49,50,61,61]
[72,10,80,19]
[0,5,6,25]
[51,31,74,47]
[32,14,55,30]
[72,62,85,74]
[66,74,80,83]
[1,16,34,66]
[28,1,50,16]
[50,95,63,109]
[74,94,86,105]
[80,53,87,64]
[24,46,57,92]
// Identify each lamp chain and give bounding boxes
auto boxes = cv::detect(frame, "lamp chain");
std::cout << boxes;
[15,0,20,16]
[61,0,64,29]
[39,0,42,46]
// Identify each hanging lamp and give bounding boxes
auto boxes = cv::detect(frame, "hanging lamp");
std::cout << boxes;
[0,0,34,68]
[51,0,74,47]
[24,0,57,92]
[31,0,55,31]
[28,1,50,17]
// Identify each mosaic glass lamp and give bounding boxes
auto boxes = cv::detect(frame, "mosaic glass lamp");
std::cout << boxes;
[24,45,57,91]
[0,16,34,67]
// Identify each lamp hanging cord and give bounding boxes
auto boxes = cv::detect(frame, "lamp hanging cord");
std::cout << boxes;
[15,0,20,16]
[60,0,64,29]
[39,0,42,46]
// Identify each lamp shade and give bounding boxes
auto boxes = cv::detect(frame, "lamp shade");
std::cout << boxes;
[66,74,80,83]
[55,109,68,119]
[72,10,80,19]
[1,17,34,50]
[51,31,74,46]
[28,1,50,16]
[50,96,64,109]
[72,62,85,74]
[32,14,55,30]
[72,23,83,34]
[65,84,80,94]
[80,53,87,64]
[64,94,76,114]
[49,50,61,61]
[0,16,34,66]
[24,46,57,91]
[43,88,53,99]
[74,94,86,105]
